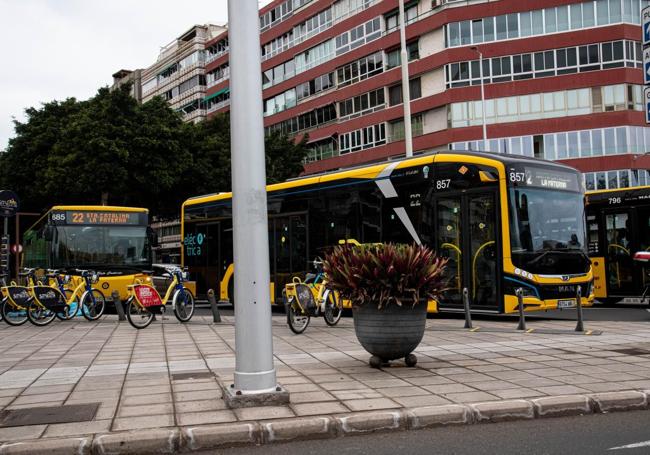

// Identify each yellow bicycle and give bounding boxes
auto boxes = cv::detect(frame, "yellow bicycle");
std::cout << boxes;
[284,259,342,334]
[124,267,195,329]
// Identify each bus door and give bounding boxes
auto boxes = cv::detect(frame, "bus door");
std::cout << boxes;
[270,213,308,302]
[637,206,650,293]
[436,190,500,311]
[603,209,635,296]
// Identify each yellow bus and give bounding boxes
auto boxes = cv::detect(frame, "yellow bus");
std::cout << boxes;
[182,151,594,314]
[22,206,155,300]
[585,186,650,303]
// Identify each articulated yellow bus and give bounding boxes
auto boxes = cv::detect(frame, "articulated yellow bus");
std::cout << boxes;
[586,186,650,303]
[182,151,594,314]
[22,206,155,300]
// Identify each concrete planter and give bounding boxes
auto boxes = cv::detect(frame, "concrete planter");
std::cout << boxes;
[352,300,427,368]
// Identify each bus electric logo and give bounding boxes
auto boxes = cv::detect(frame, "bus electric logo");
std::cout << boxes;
[561,276,570,282]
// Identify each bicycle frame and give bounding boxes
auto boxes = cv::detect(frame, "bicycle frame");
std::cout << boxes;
[129,272,183,309]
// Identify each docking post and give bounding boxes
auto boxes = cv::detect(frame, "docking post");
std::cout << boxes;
[515,288,526,331]
[462,287,472,329]
[112,290,126,321]
[575,286,584,332]
[208,289,222,323]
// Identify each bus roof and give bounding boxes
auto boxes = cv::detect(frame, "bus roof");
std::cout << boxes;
[50,205,148,213]
[585,185,650,197]
[585,185,650,205]
[183,150,578,208]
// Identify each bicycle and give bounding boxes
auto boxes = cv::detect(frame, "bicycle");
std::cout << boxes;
[124,267,195,329]
[0,271,34,326]
[26,269,106,326]
[283,259,342,334]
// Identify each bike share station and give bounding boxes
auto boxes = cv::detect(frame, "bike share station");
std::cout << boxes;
[0,189,19,283]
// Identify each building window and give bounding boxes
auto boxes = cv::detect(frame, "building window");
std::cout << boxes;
[335,17,381,56]
[445,40,641,88]
[337,52,383,87]
[384,1,418,32]
[388,78,422,106]
[339,88,385,119]
[446,0,642,48]
[340,123,386,154]
[386,41,419,68]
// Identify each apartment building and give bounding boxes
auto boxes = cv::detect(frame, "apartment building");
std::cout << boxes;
[194,0,650,191]
[137,24,226,123]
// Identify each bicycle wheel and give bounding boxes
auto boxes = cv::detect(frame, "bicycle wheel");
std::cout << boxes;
[27,301,56,326]
[56,290,78,321]
[323,289,343,326]
[81,289,106,321]
[1,298,28,326]
[287,298,310,334]
[172,288,195,322]
[126,297,154,329]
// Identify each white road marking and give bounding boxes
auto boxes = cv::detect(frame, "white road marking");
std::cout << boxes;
[609,440,650,450]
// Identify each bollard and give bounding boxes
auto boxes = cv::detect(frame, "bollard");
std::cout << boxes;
[112,290,126,321]
[462,287,472,329]
[515,288,526,331]
[208,289,222,323]
[575,285,584,332]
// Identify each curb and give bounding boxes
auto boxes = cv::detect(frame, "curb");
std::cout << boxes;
[1,391,648,454]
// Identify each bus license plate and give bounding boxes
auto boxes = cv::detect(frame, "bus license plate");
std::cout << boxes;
[557,299,576,309]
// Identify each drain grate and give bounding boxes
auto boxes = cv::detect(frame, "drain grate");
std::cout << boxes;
[611,348,650,356]
[0,403,100,427]
[172,371,215,381]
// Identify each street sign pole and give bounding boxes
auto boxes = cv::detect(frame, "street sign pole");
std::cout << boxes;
[224,0,288,407]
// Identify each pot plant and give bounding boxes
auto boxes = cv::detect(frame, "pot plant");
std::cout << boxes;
[323,243,447,368]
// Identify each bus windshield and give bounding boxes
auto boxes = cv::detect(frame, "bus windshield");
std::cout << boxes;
[509,188,589,274]
[51,225,151,269]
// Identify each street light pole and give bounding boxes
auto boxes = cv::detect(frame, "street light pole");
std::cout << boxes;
[471,46,488,151]
[225,0,286,404]
[399,0,413,158]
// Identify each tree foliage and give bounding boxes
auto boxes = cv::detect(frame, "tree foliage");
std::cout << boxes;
[0,84,309,217]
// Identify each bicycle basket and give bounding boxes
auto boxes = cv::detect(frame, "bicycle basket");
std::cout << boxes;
[5,286,31,308]
[133,284,163,308]
[33,286,67,311]
[295,283,316,315]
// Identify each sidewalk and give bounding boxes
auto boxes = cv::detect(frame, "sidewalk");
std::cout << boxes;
[0,313,649,453]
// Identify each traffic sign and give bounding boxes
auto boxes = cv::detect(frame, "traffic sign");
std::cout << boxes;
[644,5,650,47]
[645,48,650,84]
[10,244,22,254]
[645,87,650,124]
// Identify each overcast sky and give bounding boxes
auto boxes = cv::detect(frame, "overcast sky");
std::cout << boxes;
[0,0,273,150]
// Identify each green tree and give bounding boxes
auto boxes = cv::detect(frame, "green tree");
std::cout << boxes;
[0,98,84,212]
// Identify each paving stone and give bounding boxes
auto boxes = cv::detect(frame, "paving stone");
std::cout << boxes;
[534,385,590,395]
[112,414,175,431]
[393,394,452,408]
[177,410,237,426]
[444,391,499,403]
[288,391,336,403]
[291,401,350,416]
[118,403,173,417]
[343,398,400,412]
[43,419,112,437]
[234,405,295,421]
[422,383,476,394]
[174,389,221,402]
[375,386,430,398]
[121,392,173,406]
[175,399,227,413]
[0,425,47,441]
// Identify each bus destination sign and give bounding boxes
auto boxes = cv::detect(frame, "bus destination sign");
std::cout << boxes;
[507,165,580,192]
[50,211,142,225]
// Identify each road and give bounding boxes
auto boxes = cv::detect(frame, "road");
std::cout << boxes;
[211,410,650,455]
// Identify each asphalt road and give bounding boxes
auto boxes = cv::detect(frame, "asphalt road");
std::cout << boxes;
[211,410,650,455]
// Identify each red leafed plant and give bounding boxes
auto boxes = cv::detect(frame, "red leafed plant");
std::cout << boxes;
[323,243,448,309]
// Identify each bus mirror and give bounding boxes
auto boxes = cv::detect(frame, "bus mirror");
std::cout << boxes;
[147,227,159,247]
[43,226,54,241]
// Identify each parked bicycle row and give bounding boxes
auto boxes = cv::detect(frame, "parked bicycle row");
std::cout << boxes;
[0,267,195,329]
